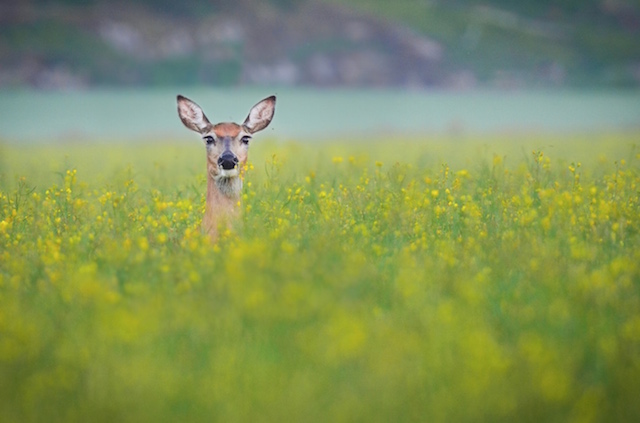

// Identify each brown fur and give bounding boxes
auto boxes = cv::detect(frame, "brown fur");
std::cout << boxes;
[213,123,243,138]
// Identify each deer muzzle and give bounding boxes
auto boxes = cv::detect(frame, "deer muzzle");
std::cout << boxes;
[218,151,239,171]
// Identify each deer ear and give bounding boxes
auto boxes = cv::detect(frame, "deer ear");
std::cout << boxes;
[177,95,211,133]
[243,95,276,134]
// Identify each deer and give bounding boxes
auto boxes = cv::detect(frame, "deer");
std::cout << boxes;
[177,94,276,239]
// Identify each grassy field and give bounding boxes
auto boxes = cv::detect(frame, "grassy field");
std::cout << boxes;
[1,132,639,422]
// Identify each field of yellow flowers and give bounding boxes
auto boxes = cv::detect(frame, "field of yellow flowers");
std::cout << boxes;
[1,132,639,422]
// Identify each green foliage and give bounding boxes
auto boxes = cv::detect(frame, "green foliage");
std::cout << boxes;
[3,0,639,88]
[0,21,106,63]
[1,133,639,422]
[330,0,640,87]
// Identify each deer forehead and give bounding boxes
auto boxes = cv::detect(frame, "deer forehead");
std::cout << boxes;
[212,122,245,139]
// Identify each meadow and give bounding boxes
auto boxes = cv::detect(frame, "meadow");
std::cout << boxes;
[0,131,639,422]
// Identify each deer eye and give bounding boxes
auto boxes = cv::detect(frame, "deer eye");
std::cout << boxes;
[241,136,251,145]
[203,136,215,145]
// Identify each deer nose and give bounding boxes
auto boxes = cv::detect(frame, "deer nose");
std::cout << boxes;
[218,152,239,170]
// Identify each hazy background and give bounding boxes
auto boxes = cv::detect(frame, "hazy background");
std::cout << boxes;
[1,0,639,140]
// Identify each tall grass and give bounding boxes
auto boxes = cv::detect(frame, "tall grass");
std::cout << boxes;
[1,132,639,422]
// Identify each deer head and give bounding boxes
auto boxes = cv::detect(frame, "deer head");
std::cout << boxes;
[177,94,276,197]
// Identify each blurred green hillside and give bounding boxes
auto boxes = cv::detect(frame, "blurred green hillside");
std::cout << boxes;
[0,0,638,88]
[337,0,640,87]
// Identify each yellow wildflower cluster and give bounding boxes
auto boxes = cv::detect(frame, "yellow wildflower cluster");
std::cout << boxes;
[0,133,639,422]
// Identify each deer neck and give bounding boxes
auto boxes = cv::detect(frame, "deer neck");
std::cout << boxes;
[203,168,242,237]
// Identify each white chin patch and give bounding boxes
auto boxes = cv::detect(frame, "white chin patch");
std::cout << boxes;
[218,168,239,178]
